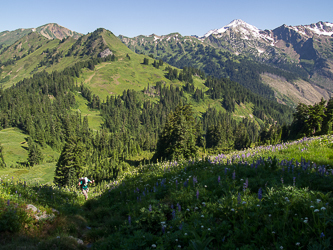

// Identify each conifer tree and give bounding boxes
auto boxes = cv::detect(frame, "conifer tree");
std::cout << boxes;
[54,136,86,187]
[27,137,43,166]
[154,104,198,161]
[0,143,6,168]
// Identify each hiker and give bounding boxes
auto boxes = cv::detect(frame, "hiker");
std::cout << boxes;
[78,177,95,200]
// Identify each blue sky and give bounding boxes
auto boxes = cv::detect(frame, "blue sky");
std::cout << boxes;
[1,0,332,37]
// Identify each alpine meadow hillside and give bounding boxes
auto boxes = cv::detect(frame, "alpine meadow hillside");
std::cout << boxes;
[0,22,333,249]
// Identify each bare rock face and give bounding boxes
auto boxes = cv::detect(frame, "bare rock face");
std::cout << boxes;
[99,48,113,58]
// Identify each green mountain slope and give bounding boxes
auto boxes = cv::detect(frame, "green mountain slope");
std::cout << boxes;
[119,22,333,107]
[0,27,294,124]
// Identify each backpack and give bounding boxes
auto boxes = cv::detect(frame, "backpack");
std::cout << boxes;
[79,177,88,186]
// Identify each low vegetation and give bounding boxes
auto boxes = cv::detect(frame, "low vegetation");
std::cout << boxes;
[1,135,333,249]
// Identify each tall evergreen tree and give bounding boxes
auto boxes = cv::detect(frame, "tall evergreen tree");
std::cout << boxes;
[153,104,198,161]
[54,136,86,187]
[27,137,43,166]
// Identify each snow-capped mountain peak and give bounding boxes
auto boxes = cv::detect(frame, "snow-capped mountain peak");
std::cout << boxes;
[201,19,274,43]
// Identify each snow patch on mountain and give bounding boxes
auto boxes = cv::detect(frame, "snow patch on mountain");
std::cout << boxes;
[289,22,333,37]
[305,22,333,36]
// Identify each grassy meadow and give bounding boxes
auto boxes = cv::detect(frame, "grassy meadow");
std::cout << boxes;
[1,135,333,249]
[0,128,59,184]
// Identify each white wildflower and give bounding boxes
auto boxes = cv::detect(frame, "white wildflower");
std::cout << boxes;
[321,207,326,211]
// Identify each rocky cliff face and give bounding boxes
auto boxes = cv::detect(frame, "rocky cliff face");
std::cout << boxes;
[35,23,82,40]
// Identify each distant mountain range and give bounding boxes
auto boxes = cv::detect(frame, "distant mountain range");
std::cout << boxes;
[119,19,333,107]
[1,20,333,108]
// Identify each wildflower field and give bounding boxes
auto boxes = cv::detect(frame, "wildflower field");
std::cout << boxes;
[1,135,333,249]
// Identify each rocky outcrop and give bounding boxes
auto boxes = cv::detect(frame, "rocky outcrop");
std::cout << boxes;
[99,48,113,58]
[26,204,58,221]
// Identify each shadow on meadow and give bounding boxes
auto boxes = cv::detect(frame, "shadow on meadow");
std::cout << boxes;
[81,153,333,249]
[2,136,333,249]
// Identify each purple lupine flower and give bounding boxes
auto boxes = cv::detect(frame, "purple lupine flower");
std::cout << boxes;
[179,223,183,230]
[245,178,248,188]
[258,188,262,201]
[232,171,236,180]
[128,215,131,225]
[320,232,325,238]
[7,199,10,206]
[281,178,284,184]
[196,189,199,200]
[149,205,152,212]
[218,176,221,184]
[171,204,174,209]
[162,226,165,234]
[172,209,176,219]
